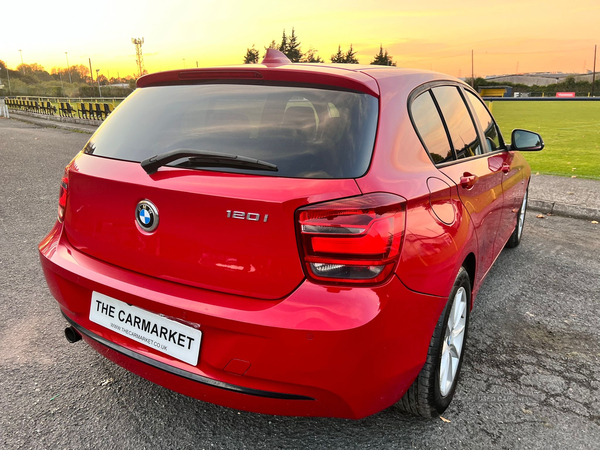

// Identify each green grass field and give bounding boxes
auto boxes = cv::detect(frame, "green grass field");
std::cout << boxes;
[490,101,600,180]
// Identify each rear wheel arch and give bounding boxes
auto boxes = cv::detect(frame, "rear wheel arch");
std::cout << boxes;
[462,253,476,306]
[396,265,471,417]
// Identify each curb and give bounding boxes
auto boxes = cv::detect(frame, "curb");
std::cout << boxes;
[528,199,600,221]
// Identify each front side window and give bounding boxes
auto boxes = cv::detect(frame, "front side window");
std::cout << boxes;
[465,90,503,152]
[410,90,454,164]
[432,86,482,160]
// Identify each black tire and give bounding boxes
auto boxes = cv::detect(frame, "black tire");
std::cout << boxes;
[506,187,529,249]
[397,267,471,418]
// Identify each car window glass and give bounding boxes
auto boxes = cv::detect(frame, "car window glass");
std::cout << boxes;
[411,91,454,164]
[85,85,378,179]
[432,86,482,160]
[465,90,502,152]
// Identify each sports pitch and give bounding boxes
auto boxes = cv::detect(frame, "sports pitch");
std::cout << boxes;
[490,101,600,180]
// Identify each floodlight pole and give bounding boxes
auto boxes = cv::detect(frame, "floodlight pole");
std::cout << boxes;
[96,69,102,97]
[89,58,94,86]
[65,52,72,83]
[592,45,597,97]
[5,68,11,95]
[471,50,474,88]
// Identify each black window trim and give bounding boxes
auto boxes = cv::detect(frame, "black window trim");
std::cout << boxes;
[461,86,507,152]
[432,85,487,162]
[409,89,456,165]
[408,80,509,169]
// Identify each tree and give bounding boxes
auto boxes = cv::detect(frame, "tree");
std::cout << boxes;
[244,45,260,64]
[331,44,360,64]
[285,28,303,62]
[564,76,576,89]
[301,47,324,63]
[72,64,90,83]
[345,44,359,64]
[278,29,288,55]
[330,45,345,63]
[97,75,109,86]
[370,45,396,66]
[16,63,37,77]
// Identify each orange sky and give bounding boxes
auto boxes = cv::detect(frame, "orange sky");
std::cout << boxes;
[1,0,598,79]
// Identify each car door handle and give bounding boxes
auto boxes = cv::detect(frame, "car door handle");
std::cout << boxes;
[501,163,511,173]
[460,173,478,189]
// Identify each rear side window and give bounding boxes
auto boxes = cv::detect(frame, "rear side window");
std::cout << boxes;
[431,86,482,160]
[465,90,503,152]
[86,84,378,179]
[410,91,454,164]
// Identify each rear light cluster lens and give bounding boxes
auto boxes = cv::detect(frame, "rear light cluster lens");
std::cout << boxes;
[57,168,69,222]
[297,193,406,285]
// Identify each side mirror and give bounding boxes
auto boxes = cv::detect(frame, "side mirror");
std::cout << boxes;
[510,129,544,151]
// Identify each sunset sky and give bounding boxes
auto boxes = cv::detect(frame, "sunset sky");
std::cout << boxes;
[1,0,598,79]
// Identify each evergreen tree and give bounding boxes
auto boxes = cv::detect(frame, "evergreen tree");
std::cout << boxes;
[370,45,396,66]
[330,45,345,63]
[243,45,260,64]
[285,28,303,62]
[344,44,359,64]
[301,47,324,63]
[278,29,288,54]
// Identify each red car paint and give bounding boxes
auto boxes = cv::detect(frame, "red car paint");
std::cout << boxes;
[39,58,531,419]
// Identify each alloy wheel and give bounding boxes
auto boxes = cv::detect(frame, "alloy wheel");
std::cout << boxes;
[439,286,467,397]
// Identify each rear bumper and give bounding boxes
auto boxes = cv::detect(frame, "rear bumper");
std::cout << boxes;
[40,222,447,419]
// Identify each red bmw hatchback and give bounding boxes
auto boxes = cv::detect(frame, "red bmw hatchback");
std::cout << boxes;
[39,50,543,419]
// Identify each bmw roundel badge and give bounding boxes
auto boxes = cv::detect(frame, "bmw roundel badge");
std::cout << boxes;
[136,200,159,232]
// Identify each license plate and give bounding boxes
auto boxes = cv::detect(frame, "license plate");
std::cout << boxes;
[89,291,202,366]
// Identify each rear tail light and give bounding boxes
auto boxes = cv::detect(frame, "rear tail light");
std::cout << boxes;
[297,193,406,285]
[58,168,69,222]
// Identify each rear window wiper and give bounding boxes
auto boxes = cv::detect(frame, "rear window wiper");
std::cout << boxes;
[141,149,278,175]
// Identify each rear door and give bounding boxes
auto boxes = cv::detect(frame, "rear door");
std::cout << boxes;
[463,90,524,251]
[432,86,505,284]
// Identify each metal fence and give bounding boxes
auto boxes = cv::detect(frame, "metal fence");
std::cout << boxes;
[6,95,125,106]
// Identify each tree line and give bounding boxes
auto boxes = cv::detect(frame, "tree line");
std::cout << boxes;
[243,28,396,66]
[0,59,136,97]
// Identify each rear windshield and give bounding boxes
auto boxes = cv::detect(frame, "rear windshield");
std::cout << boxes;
[85,84,379,179]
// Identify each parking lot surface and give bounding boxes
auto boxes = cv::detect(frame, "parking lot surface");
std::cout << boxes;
[1,118,599,449]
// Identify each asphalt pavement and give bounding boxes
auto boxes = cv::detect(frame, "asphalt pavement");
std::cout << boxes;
[1,117,599,449]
